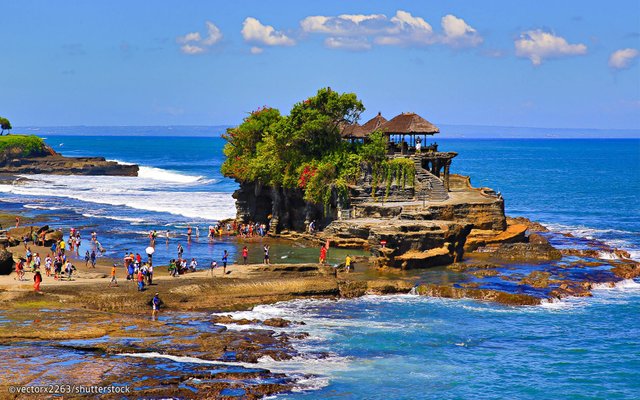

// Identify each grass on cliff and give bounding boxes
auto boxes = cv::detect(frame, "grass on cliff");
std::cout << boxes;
[0,135,48,157]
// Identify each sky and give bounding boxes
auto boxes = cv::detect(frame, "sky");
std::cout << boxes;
[1,0,639,131]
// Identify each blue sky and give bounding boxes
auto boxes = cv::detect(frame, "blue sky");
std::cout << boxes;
[1,0,639,130]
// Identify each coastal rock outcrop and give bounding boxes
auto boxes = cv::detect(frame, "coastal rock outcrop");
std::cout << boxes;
[493,242,562,262]
[323,219,473,269]
[0,250,14,275]
[0,155,138,176]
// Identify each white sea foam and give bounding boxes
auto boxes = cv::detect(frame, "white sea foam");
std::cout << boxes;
[544,222,639,261]
[0,173,235,221]
[137,166,204,184]
[81,213,145,224]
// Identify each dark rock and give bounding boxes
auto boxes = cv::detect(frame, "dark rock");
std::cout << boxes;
[493,243,562,262]
[0,155,138,176]
[528,233,549,245]
[610,262,640,280]
[415,284,541,306]
[506,217,549,232]
[519,271,552,288]
[0,250,14,275]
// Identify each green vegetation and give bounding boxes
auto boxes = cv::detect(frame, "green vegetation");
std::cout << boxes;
[0,117,11,135]
[221,88,414,209]
[0,135,48,157]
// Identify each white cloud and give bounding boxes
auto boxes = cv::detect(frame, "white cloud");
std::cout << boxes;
[608,48,639,69]
[202,21,223,46]
[241,17,295,46]
[300,14,387,35]
[324,37,372,51]
[180,44,205,55]
[176,21,223,55]
[300,10,481,50]
[440,14,483,47]
[515,30,587,65]
[250,46,264,54]
[177,32,201,44]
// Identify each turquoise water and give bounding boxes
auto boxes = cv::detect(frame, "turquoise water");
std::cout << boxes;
[1,134,639,398]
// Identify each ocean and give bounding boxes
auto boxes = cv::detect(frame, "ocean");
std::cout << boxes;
[1,133,639,398]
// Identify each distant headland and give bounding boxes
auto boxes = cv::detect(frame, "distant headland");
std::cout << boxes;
[0,134,138,176]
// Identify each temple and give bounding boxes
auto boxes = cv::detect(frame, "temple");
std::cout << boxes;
[341,111,457,202]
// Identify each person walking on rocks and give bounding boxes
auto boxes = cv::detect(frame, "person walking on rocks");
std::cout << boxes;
[222,250,229,274]
[33,270,42,292]
[109,264,119,287]
[345,255,352,273]
[152,292,161,318]
[137,269,145,291]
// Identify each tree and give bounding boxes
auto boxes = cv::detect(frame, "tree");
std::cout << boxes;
[0,117,11,135]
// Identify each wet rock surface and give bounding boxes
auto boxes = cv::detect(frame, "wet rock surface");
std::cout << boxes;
[0,309,304,398]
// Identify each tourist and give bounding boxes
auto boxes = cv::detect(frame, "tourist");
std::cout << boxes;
[14,259,24,281]
[147,263,154,285]
[44,254,52,277]
[109,264,118,287]
[54,257,62,280]
[177,243,184,259]
[152,292,161,317]
[263,245,270,265]
[319,245,327,264]
[210,260,217,277]
[222,250,228,274]
[137,269,145,291]
[15,216,19,228]
[189,258,198,272]
[187,225,192,242]
[168,259,178,277]
[127,260,135,280]
[33,270,42,292]
[26,247,32,266]
[345,255,352,273]
[84,250,90,267]
[165,229,170,244]
[59,239,66,255]
[65,260,75,280]
[180,258,187,274]
[242,246,248,264]
[33,253,41,271]
[90,250,96,268]
[50,241,56,255]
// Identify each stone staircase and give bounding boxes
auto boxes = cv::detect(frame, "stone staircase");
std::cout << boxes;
[411,156,448,202]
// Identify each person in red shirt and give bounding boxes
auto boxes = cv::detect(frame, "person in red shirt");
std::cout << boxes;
[319,245,327,264]
[33,270,42,292]
[242,246,248,264]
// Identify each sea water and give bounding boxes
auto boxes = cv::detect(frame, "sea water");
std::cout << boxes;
[1,133,639,398]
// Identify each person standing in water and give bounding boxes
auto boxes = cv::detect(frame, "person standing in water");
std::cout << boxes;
[242,246,248,264]
[319,245,327,264]
[152,292,161,318]
[187,225,192,242]
[177,243,184,259]
[263,245,270,265]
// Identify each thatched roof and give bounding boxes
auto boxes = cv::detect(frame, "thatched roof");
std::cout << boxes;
[379,112,439,135]
[340,112,388,139]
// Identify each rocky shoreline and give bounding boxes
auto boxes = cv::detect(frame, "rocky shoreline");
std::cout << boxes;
[0,209,638,398]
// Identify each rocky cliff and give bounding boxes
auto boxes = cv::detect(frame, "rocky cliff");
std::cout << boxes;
[0,154,138,176]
